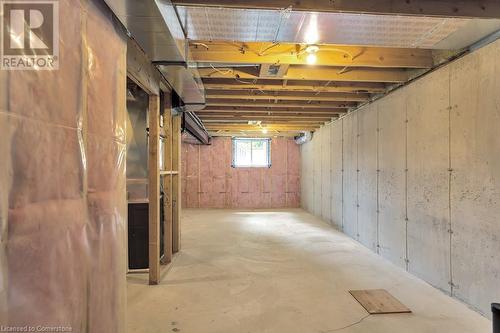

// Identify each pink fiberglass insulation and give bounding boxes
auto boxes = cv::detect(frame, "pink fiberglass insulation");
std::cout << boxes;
[181,137,301,209]
[0,0,127,331]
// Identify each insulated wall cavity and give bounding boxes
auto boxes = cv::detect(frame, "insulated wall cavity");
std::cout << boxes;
[0,0,127,330]
[181,137,300,209]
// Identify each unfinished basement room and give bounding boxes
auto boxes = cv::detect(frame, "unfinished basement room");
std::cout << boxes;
[1,0,500,332]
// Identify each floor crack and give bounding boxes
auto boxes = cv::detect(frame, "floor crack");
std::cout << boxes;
[320,314,371,332]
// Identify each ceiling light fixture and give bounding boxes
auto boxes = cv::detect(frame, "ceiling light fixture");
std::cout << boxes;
[305,44,319,65]
[305,45,320,54]
[306,53,317,65]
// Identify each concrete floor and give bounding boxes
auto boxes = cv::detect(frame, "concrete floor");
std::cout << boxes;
[127,209,490,333]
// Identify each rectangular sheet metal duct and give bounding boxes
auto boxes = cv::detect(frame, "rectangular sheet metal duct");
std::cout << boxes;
[103,0,205,107]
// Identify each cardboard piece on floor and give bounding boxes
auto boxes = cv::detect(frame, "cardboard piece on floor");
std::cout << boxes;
[349,289,412,314]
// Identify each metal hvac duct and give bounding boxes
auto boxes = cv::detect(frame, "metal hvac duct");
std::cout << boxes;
[103,0,205,109]
[294,131,313,145]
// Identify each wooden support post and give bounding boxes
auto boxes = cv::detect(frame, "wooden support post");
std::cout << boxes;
[148,94,161,285]
[161,100,173,265]
[172,115,182,253]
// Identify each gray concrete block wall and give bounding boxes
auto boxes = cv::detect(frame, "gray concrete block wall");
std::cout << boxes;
[300,38,500,318]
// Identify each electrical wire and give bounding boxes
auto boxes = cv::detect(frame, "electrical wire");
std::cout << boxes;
[209,64,233,75]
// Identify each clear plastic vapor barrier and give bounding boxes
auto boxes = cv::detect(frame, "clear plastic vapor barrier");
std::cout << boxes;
[0,0,127,331]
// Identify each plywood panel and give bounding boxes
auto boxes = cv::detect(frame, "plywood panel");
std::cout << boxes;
[342,112,358,240]
[349,289,411,314]
[330,120,343,230]
[377,90,407,268]
[321,125,332,223]
[407,69,451,293]
[449,40,500,317]
[357,105,378,251]
[313,129,322,217]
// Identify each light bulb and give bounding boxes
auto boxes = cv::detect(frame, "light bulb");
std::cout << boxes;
[262,128,268,134]
[306,53,317,65]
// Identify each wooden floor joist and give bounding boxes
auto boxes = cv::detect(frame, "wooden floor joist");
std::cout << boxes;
[199,106,348,114]
[197,111,342,117]
[206,90,370,102]
[198,66,409,83]
[206,99,357,109]
[191,41,434,68]
[202,79,388,93]
[200,116,332,122]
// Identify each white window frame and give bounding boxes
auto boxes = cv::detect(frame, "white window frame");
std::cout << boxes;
[231,138,271,168]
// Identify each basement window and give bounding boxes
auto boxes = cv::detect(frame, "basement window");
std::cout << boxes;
[232,138,271,168]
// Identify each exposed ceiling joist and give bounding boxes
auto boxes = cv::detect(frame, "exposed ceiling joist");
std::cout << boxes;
[198,66,409,83]
[204,124,321,130]
[173,0,500,18]
[198,114,333,121]
[199,106,348,113]
[205,90,370,102]
[206,99,356,108]
[196,111,344,117]
[203,80,387,93]
[191,41,434,68]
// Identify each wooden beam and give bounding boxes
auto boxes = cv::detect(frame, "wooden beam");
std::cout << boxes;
[203,80,387,93]
[198,66,409,83]
[191,41,434,68]
[173,0,500,18]
[206,90,370,102]
[148,95,161,285]
[161,96,173,265]
[197,111,341,117]
[206,98,357,109]
[199,106,348,114]
[204,123,320,129]
[203,80,386,93]
[209,131,301,137]
[172,115,182,253]
[199,115,332,122]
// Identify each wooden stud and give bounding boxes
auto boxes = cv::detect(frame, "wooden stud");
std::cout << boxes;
[148,94,161,285]
[172,115,182,253]
[161,96,173,265]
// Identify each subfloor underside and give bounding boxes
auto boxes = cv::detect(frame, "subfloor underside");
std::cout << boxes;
[127,209,489,333]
